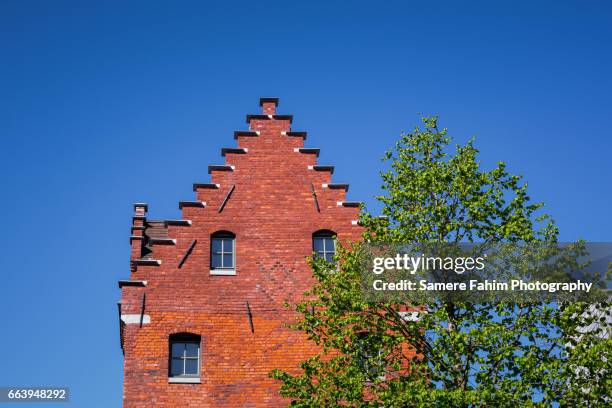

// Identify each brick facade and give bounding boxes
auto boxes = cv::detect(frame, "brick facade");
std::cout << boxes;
[119,98,363,407]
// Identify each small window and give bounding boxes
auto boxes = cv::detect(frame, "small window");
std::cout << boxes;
[169,333,201,383]
[210,231,235,275]
[355,333,385,382]
[313,230,336,262]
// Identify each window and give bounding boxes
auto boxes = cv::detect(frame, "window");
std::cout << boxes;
[355,333,385,382]
[169,333,201,383]
[210,231,235,275]
[313,230,336,262]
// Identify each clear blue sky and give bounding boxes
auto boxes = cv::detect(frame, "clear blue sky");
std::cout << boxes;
[0,1,610,406]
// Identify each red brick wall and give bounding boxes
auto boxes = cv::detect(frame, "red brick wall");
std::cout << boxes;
[120,98,362,407]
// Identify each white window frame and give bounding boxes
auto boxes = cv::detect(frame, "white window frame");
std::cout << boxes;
[168,336,201,384]
[313,232,336,262]
[210,233,236,275]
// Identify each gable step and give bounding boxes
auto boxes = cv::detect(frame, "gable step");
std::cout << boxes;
[234,130,259,139]
[326,183,349,191]
[133,259,161,266]
[179,201,206,209]
[310,165,334,174]
[296,148,320,156]
[273,114,293,122]
[192,183,220,192]
[221,147,248,156]
[118,280,147,288]
[148,238,177,245]
[165,219,192,226]
[259,97,279,106]
[246,114,293,123]
[337,201,361,207]
[285,131,307,139]
[208,165,234,173]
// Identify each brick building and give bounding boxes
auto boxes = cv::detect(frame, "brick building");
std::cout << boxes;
[118,98,363,407]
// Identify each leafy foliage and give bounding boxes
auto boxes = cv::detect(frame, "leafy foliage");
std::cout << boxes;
[271,117,611,407]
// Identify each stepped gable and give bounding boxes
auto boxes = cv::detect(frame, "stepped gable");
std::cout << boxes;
[125,98,361,292]
[118,98,363,407]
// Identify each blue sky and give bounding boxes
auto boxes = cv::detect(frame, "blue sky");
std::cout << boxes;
[0,1,610,406]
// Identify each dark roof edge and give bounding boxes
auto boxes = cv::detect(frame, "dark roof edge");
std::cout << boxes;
[193,183,220,192]
[133,259,161,266]
[246,114,293,123]
[313,165,334,174]
[166,219,192,226]
[259,97,279,106]
[148,238,176,245]
[208,165,234,173]
[234,130,258,139]
[298,148,320,156]
[286,131,307,139]
[179,201,206,209]
[328,183,349,191]
[118,280,147,288]
[221,147,247,156]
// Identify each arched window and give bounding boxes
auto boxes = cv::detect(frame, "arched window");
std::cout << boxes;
[169,333,201,383]
[312,230,336,262]
[210,231,235,275]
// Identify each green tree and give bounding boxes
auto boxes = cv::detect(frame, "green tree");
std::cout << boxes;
[271,117,611,407]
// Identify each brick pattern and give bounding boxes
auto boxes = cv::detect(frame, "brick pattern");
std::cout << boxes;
[120,98,362,407]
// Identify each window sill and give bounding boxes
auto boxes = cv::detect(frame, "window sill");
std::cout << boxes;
[210,269,236,276]
[168,377,201,384]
